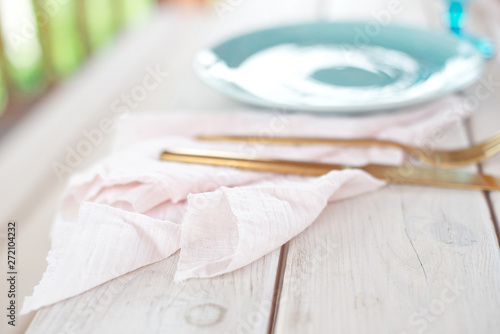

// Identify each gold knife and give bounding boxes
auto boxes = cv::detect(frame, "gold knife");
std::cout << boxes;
[160,148,500,191]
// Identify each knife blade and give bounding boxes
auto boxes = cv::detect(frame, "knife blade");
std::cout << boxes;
[160,148,500,191]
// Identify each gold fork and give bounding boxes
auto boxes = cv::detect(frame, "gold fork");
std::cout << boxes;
[196,132,500,168]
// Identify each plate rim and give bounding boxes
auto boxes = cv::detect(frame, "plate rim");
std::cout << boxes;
[194,21,486,114]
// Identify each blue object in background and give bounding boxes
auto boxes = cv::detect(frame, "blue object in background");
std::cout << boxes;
[448,0,466,35]
[446,0,495,58]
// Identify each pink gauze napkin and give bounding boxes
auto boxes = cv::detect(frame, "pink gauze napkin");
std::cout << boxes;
[22,96,470,314]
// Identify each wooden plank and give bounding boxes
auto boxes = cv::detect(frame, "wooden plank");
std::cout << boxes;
[26,251,280,334]
[320,0,427,26]
[0,174,65,334]
[420,0,500,238]
[274,1,500,333]
[24,0,319,333]
[0,12,194,334]
[465,0,500,239]
[275,173,500,333]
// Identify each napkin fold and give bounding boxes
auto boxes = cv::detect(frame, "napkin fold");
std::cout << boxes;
[22,96,469,314]
[176,170,383,280]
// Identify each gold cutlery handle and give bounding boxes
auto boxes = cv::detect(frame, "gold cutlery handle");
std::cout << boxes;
[160,148,500,191]
[196,135,406,150]
[161,149,339,176]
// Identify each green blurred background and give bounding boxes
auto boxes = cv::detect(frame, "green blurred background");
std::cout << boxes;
[0,0,156,118]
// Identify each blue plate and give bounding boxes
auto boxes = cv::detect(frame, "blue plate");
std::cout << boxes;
[194,22,485,114]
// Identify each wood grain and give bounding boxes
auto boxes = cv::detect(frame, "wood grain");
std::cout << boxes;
[274,1,500,333]
[275,176,500,333]
[466,0,500,239]
[27,251,280,334]
[20,0,500,333]
[24,0,319,333]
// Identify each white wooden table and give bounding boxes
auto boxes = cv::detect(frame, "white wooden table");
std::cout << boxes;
[4,0,499,333]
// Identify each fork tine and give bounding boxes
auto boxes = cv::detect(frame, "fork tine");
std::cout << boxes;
[482,137,500,158]
[450,137,500,162]
[445,134,500,157]
[461,135,500,157]
[481,134,500,150]
[480,132,500,145]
